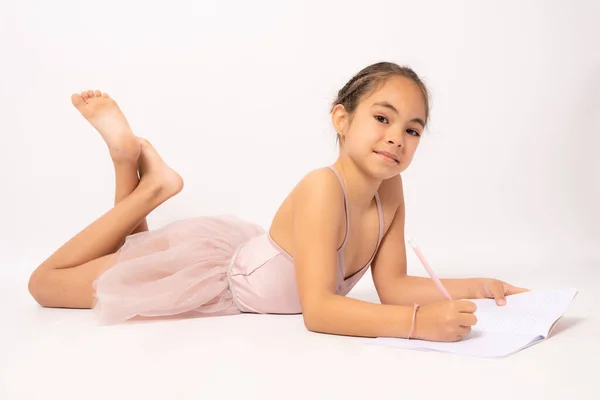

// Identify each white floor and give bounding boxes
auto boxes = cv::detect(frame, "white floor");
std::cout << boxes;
[1,263,598,400]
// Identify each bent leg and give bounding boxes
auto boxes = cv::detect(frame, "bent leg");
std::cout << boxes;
[29,254,114,309]
[73,89,148,246]
[29,139,183,308]
[113,159,148,243]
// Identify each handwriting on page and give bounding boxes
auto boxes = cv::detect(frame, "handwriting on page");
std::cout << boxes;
[474,309,545,335]
[471,288,577,336]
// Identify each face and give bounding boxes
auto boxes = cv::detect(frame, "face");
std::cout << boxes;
[332,76,427,179]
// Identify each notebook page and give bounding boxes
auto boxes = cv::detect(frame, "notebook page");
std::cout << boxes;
[370,330,541,358]
[470,288,578,337]
[367,288,578,358]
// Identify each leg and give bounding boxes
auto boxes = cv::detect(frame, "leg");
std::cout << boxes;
[29,117,184,309]
[114,161,148,237]
[31,254,116,309]
[74,90,148,241]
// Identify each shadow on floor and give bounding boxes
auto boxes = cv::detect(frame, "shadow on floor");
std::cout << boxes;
[548,316,587,338]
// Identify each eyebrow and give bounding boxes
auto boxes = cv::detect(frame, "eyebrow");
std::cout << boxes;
[373,101,425,128]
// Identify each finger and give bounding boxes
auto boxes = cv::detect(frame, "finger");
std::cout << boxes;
[504,284,529,295]
[456,300,477,313]
[491,281,507,306]
[455,326,472,341]
[459,313,478,327]
[460,326,472,336]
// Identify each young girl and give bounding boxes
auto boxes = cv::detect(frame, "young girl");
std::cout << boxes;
[28,62,527,342]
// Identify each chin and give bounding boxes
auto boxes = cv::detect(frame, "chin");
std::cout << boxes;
[379,168,404,180]
[365,161,404,180]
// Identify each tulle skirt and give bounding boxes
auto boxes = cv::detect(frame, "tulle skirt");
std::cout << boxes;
[92,215,265,324]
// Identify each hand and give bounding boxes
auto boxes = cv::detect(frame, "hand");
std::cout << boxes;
[413,300,478,342]
[468,278,529,306]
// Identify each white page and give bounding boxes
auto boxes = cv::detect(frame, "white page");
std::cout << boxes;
[367,288,578,358]
[470,287,578,336]
[370,331,541,358]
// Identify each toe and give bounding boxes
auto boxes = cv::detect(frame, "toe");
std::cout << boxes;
[71,93,85,108]
[94,90,102,97]
[102,92,110,98]
[87,90,95,98]
[81,91,89,100]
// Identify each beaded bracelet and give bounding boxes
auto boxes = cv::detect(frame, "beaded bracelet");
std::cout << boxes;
[407,303,420,339]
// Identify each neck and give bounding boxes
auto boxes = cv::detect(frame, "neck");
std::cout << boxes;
[333,156,382,209]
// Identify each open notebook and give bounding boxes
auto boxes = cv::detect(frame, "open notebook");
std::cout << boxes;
[368,288,579,358]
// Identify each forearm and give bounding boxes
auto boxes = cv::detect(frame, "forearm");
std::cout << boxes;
[303,294,417,338]
[378,276,475,306]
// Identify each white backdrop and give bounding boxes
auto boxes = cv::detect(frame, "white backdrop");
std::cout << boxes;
[1,0,598,278]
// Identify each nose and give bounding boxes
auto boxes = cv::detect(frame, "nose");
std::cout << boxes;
[386,135,404,148]
[385,128,405,147]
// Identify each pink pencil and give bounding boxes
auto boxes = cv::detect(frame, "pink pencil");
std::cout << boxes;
[408,238,453,300]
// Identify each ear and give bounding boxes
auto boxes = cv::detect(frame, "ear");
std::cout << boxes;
[331,104,349,137]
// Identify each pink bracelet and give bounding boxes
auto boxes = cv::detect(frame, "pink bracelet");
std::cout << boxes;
[407,303,420,339]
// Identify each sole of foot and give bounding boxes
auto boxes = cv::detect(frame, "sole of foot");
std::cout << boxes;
[71,90,140,163]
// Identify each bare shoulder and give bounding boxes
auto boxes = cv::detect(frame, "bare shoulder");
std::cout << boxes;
[290,167,347,309]
[269,167,346,258]
[291,167,346,233]
[292,167,345,205]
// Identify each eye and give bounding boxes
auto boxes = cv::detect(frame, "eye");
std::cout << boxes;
[406,129,421,137]
[375,115,389,124]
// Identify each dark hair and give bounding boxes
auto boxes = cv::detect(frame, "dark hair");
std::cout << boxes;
[331,62,430,142]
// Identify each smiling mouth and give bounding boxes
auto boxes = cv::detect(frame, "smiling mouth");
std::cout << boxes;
[374,151,399,163]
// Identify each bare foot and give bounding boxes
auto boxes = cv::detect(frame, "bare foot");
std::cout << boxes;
[137,138,184,199]
[71,90,140,162]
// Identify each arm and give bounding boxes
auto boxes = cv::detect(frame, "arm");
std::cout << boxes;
[371,176,473,306]
[291,169,417,338]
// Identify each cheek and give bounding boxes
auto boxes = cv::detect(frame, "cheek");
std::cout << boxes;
[351,121,383,143]
[408,140,420,152]
[347,132,377,154]
[343,118,386,153]
[400,141,419,161]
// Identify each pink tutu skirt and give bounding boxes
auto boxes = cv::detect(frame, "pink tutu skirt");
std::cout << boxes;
[92,215,265,324]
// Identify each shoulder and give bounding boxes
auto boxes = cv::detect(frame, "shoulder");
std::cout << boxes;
[286,168,347,320]
[292,167,345,207]
[290,167,346,242]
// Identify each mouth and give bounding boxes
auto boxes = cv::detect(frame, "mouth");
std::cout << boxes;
[374,151,399,164]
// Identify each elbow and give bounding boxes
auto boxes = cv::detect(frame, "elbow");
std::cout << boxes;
[299,295,334,333]
[302,311,322,333]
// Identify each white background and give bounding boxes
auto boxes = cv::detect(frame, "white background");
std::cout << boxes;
[0,1,599,399]
[1,0,598,272]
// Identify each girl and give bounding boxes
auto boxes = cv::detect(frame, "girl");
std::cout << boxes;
[28,62,527,342]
